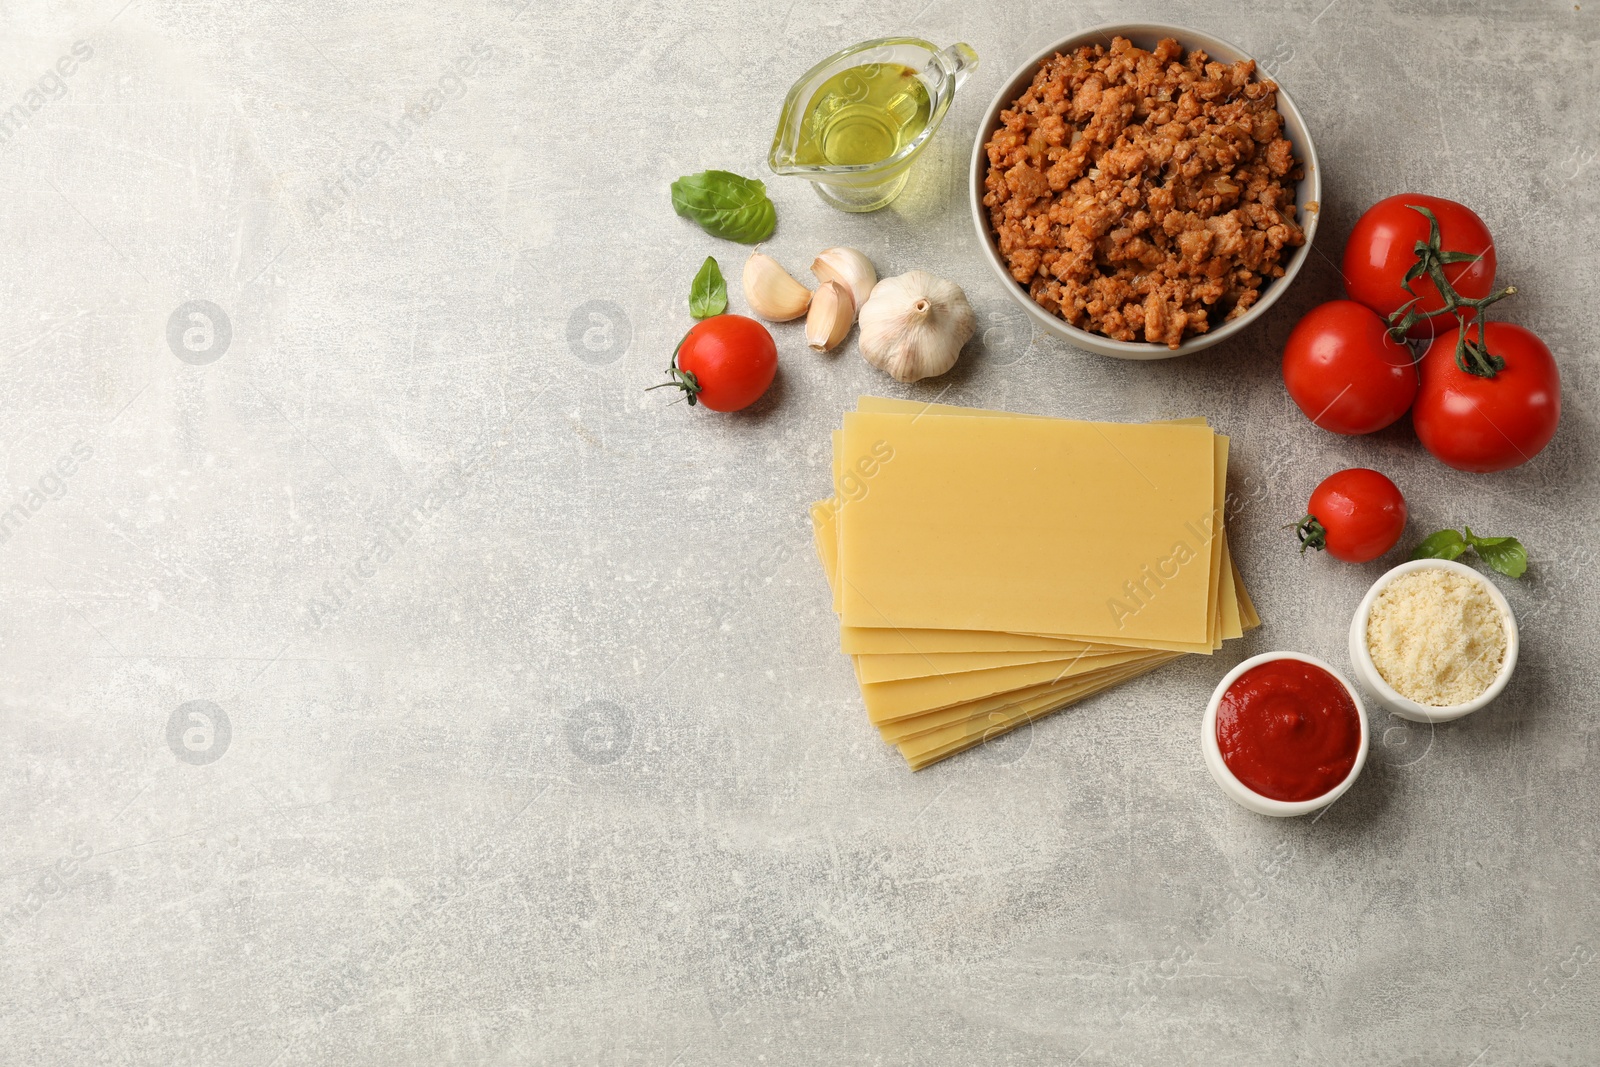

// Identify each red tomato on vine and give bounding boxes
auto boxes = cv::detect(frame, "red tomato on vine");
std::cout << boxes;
[1343,194,1498,340]
[1281,300,1418,435]
[1413,322,1561,473]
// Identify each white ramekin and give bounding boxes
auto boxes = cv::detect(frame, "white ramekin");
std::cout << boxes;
[1347,559,1519,724]
[1202,651,1370,817]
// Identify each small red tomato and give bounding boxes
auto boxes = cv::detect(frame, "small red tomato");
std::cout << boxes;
[1413,322,1561,472]
[1281,300,1418,434]
[654,314,777,412]
[1295,468,1408,563]
[1343,194,1497,339]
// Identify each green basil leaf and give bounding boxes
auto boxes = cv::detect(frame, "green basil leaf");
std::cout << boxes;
[1463,525,1512,548]
[671,170,778,243]
[689,256,727,319]
[1410,529,1469,562]
[1474,536,1527,578]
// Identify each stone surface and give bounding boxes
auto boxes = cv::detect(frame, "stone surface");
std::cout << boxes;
[1,1,1597,1064]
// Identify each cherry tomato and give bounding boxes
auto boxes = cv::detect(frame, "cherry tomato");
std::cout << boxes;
[1343,194,1497,340]
[1413,322,1561,472]
[1295,468,1407,564]
[657,314,777,412]
[1281,300,1417,434]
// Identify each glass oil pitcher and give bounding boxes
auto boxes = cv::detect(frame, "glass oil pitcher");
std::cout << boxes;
[769,38,978,213]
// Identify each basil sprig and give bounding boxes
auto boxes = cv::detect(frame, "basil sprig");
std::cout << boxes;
[688,256,727,318]
[671,170,777,244]
[1410,526,1527,578]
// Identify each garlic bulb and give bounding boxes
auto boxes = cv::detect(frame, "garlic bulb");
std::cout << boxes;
[857,270,975,383]
[811,247,876,319]
[805,281,852,352]
[743,253,810,321]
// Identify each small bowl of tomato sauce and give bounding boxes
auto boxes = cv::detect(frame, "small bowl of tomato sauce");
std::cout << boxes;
[1202,652,1369,817]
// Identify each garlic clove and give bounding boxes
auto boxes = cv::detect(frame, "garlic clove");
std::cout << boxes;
[805,281,853,352]
[743,253,811,321]
[857,270,976,383]
[811,247,877,320]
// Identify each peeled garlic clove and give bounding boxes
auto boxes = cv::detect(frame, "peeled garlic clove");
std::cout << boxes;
[805,281,853,352]
[857,270,976,383]
[743,253,811,321]
[811,247,877,319]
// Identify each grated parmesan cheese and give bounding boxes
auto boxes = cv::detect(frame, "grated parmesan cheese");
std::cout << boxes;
[1366,568,1507,706]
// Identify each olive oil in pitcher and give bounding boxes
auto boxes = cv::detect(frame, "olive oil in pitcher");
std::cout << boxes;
[793,63,932,167]
[769,39,977,212]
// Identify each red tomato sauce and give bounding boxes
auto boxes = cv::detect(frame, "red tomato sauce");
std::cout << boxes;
[1216,659,1361,802]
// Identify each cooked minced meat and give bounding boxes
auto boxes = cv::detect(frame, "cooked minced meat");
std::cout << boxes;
[982,36,1305,349]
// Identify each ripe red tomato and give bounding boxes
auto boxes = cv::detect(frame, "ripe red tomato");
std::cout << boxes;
[1343,194,1496,339]
[659,315,777,412]
[1281,300,1417,434]
[1413,322,1561,472]
[1296,469,1407,563]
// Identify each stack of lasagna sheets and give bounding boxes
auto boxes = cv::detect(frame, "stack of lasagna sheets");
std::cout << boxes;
[810,397,1260,770]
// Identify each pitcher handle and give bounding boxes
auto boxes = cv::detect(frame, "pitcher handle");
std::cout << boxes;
[929,42,979,90]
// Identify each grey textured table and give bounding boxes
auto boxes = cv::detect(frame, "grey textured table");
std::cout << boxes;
[2,1,1596,1064]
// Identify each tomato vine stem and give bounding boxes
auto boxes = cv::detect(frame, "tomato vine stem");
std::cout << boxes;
[1292,514,1327,554]
[1384,204,1515,379]
[645,331,703,406]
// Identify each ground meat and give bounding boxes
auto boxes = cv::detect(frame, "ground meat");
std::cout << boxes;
[982,37,1305,349]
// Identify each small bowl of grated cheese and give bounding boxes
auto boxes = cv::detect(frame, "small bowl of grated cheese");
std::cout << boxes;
[1348,559,1519,724]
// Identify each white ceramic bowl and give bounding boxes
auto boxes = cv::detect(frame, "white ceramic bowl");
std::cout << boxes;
[1201,651,1369,817]
[969,23,1322,360]
[1347,559,1519,724]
